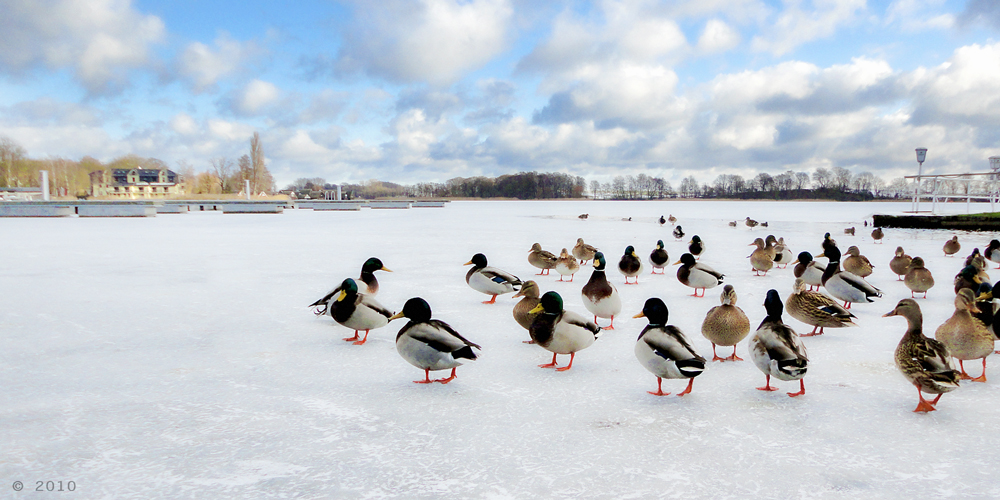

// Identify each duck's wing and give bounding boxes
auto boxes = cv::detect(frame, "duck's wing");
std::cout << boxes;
[693,263,724,280]
[308,284,343,314]
[359,294,394,319]
[911,336,958,376]
[642,326,705,363]
[404,320,482,357]
[482,266,522,287]
[561,310,602,336]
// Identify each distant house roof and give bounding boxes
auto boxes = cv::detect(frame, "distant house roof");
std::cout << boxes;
[91,168,179,186]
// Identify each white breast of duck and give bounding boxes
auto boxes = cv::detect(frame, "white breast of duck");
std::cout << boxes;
[530,292,601,354]
[581,252,622,318]
[634,298,706,380]
[750,291,808,382]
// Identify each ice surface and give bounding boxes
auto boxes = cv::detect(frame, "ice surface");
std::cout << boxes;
[3,200,1000,499]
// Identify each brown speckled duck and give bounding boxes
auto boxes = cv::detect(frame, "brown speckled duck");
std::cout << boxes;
[935,289,994,382]
[701,285,750,361]
[555,248,580,282]
[572,238,598,265]
[786,278,857,336]
[883,299,960,412]
[512,280,541,343]
[889,247,912,281]
[528,243,558,275]
[944,236,961,256]
[904,257,934,298]
[843,246,873,278]
[749,238,774,276]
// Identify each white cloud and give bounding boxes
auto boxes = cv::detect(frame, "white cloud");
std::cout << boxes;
[169,113,199,136]
[750,0,866,56]
[220,79,283,117]
[886,0,954,31]
[0,0,165,94]
[697,19,741,54]
[910,43,1000,119]
[176,33,258,92]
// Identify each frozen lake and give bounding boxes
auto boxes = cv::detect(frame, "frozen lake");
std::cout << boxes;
[3,199,999,499]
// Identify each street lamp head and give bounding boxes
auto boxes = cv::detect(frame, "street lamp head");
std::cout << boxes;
[990,156,1000,173]
[916,148,927,164]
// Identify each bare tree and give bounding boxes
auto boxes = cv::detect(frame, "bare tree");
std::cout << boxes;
[210,157,235,193]
[0,136,27,187]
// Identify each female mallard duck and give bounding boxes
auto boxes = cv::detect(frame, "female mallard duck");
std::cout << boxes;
[750,290,808,397]
[786,278,857,336]
[675,253,724,297]
[529,291,602,371]
[572,238,598,265]
[935,288,994,382]
[791,251,825,291]
[581,252,622,329]
[688,235,705,260]
[763,235,779,260]
[889,247,912,281]
[668,214,677,225]
[745,217,758,229]
[328,278,394,345]
[309,257,392,314]
[555,248,580,282]
[748,238,773,276]
[649,240,669,274]
[512,280,541,343]
[953,264,982,295]
[701,285,750,361]
[965,249,991,284]
[843,246,874,278]
[986,239,1000,269]
[673,225,685,240]
[884,299,961,412]
[618,245,644,284]
[820,245,882,309]
[465,253,522,304]
[390,297,481,384]
[634,298,706,396]
[904,257,934,298]
[871,227,884,243]
[772,237,792,268]
[528,243,558,275]
[944,236,961,256]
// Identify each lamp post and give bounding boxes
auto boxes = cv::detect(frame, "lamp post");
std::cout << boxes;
[913,148,927,212]
[990,156,1000,209]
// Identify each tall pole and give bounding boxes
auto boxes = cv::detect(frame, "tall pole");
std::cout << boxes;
[40,170,50,201]
[914,148,927,212]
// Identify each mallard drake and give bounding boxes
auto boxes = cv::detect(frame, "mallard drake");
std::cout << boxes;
[528,243,558,275]
[971,283,999,351]
[673,225,685,240]
[749,238,773,276]
[659,215,666,226]
[309,257,392,314]
[618,245,644,284]
[944,236,961,256]
[390,297,481,384]
[986,239,1000,269]
[786,278,857,336]
[465,253,522,304]
[904,257,934,298]
[843,246,874,278]
[555,248,580,282]
[701,284,750,361]
[634,298,706,396]
[772,237,791,268]
[953,264,982,295]
[791,251,825,291]
[328,278,394,345]
[529,291,602,371]
[649,240,669,274]
[581,252,622,329]
[871,227,884,243]
[512,280,541,343]
[688,235,705,260]
[844,227,855,236]
[820,245,882,309]
[675,253,724,297]
[889,247,912,281]
[572,238,598,265]
[745,217,758,229]
[935,288,994,382]
[821,233,837,256]
[883,299,961,412]
[749,290,808,397]
[668,214,677,225]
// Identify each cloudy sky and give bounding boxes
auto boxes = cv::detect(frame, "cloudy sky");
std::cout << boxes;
[1,0,999,188]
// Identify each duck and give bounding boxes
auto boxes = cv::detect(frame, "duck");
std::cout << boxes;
[843,246,874,278]
[889,247,913,281]
[791,251,826,291]
[529,291,602,371]
[749,290,808,397]
[748,238,774,276]
[308,257,392,314]
[673,225,685,240]
[668,214,677,225]
[745,217,758,229]
[634,298,706,396]
[883,299,961,412]
[761,221,769,228]
[465,253,522,304]
[953,264,982,295]
[728,220,738,227]
[701,284,750,361]
[821,232,837,256]
[675,253,724,297]
[688,235,705,260]
[512,280,542,343]
[772,237,792,268]
[390,297,481,384]
[555,248,580,282]
[971,282,998,342]
[904,257,935,298]
[572,238,598,265]
[581,252,622,329]
[871,227,884,243]
[786,278,857,336]
[935,288,994,382]
[328,278,394,345]
[820,245,882,309]
[618,245,644,284]
[763,235,779,261]
[944,236,961,256]
[965,249,991,284]
[844,227,855,236]
[578,213,589,220]
[986,239,1000,269]
[528,243,558,276]
[649,240,669,274]
[659,215,666,226]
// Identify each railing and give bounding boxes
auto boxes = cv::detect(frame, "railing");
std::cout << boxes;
[904,172,1000,214]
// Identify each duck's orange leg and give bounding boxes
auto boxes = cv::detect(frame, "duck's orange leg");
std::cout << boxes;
[343,331,361,342]
[970,358,988,383]
[555,352,576,371]
[676,378,695,396]
[913,388,937,412]
[538,353,559,369]
[787,379,806,397]
[435,368,457,384]
[648,377,670,396]
[352,330,371,345]
[756,374,779,392]
[414,369,434,384]
[724,346,744,362]
[482,294,498,304]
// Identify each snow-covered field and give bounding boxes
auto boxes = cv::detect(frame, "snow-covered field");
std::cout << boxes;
[3,199,1000,499]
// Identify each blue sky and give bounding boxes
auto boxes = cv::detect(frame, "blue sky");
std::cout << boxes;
[1,0,999,189]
